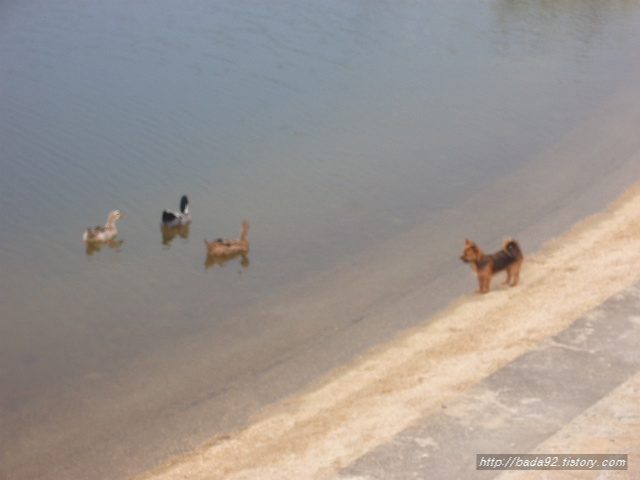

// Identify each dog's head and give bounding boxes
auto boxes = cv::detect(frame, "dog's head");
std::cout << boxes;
[460,239,481,263]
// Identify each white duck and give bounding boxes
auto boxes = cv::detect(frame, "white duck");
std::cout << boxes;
[83,210,124,243]
[161,195,191,228]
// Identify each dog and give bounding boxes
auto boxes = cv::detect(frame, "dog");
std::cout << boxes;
[460,238,523,294]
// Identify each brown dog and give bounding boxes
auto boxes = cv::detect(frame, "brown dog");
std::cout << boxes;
[460,238,523,294]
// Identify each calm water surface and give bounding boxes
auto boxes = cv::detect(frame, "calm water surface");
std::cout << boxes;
[2,0,640,478]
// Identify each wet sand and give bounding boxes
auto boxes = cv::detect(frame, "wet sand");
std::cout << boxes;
[132,175,640,480]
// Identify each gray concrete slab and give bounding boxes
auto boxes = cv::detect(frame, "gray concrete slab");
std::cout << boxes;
[335,282,640,480]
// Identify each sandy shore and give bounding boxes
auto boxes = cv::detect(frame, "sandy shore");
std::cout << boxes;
[132,177,640,480]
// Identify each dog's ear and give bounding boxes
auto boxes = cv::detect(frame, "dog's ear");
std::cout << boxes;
[464,238,471,245]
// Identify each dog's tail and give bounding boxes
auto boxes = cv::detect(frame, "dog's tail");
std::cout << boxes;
[502,238,523,260]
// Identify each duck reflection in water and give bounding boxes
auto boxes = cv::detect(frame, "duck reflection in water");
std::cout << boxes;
[205,251,250,270]
[85,238,124,255]
[161,223,190,246]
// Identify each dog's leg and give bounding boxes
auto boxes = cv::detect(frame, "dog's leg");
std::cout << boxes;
[506,264,518,285]
[511,265,520,286]
[478,272,490,293]
[475,273,485,294]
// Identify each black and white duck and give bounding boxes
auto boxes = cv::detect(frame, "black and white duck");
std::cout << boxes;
[161,195,191,229]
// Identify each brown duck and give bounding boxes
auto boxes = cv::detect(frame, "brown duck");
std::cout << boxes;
[83,210,124,243]
[205,220,249,256]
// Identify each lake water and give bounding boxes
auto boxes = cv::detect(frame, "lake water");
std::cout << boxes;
[2,1,640,478]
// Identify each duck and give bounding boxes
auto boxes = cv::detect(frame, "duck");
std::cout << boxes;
[205,220,249,256]
[83,210,124,243]
[161,195,191,228]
